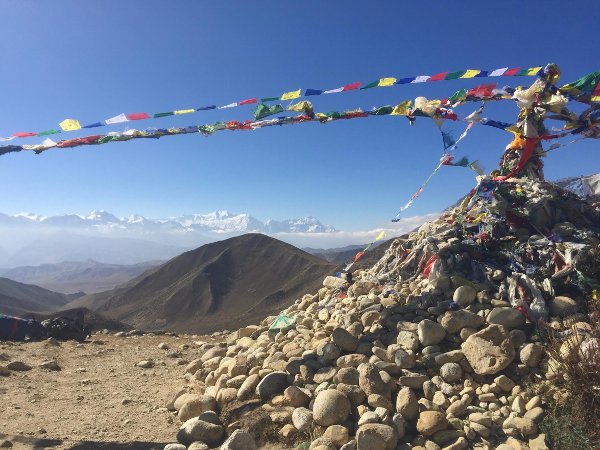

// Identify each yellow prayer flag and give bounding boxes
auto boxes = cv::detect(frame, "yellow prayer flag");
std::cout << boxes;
[281,89,301,100]
[391,100,412,116]
[526,67,542,76]
[174,109,195,115]
[375,230,386,241]
[472,213,488,224]
[287,101,311,112]
[378,77,397,87]
[460,70,481,79]
[59,119,82,131]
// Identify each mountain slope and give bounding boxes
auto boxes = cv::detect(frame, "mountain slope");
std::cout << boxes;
[0,277,74,317]
[68,234,335,333]
[2,260,161,294]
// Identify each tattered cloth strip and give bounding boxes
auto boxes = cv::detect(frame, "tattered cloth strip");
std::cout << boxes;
[0,65,546,142]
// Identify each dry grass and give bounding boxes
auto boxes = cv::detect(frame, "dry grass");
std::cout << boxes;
[538,297,600,450]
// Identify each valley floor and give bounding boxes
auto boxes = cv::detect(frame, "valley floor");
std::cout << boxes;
[0,334,203,450]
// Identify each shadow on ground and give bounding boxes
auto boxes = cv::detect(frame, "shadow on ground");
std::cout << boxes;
[0,435,168,450]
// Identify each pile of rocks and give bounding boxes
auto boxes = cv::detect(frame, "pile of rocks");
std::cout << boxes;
[163,178,599,450]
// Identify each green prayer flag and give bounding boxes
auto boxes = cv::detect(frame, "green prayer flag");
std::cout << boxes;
[515,68,530,77]
[260,96,279,102]
[449,88,468,103]
[562,71,600,94]
[360,80,379,90]
[254,103,283,120]
[444,71,467,80]
[153,112,174,118]
[326,111,344,119]
[37,129,61,136]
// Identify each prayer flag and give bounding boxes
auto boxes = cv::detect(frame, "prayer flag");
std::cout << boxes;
[254,103,284,120]
[375,230,386,241]
[219,102,238,109]
[378,77,397,87]
[174,109,195,115]
[261,97,279,102]
[126,112,150,120]
[391,100,412,116]
[504,67,521,76]
[154,112,174,118]
[12,132,37,138]
[526,66,542,76]
[37,129,61,135]
[281,89,301,100]
[561,71,600,95]
[105,113,128,125]
[449,88,467,104]
[323,87,344,94]
[197,105,216,111]
[287,101,314,115]
[460,70,481,78]
[444,71,466,80]
[305,89,323,96]
[360,80,379,90]
[411,75,430,83]
[82,122,103,128]
[429,72,448,81]
[396,77,415,84]
[238,98,257,105]
[489,67,508,77]
[59,119,82,131]
[354,251,365,262]
[343,82,361,91]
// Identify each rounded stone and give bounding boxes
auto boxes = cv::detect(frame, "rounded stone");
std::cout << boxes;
[177,418,224,447]
[453,285,477,306]
[313,389,351,426]
[356,423,398,450]
[256,371,289,400]
[487,307,526,330]
[519,343,544,368]
[548,296,578,318]
[395,387,418,420]
[292,407,313,431]
[440,363,463,383]
[332,327,359,352]
[417,411,448,436]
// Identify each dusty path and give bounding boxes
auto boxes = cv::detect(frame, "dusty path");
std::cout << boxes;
[0,333,204,450]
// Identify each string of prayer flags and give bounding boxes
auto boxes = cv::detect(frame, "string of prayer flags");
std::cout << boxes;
[0,65,547,141]
[344,230,387,271]
[560,70,600,102]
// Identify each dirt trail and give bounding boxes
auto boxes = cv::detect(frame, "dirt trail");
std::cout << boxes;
[0,333,203,450]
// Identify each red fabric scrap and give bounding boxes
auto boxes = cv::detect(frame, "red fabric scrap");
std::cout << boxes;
[354,251,365,262]
[57,135,103,148]
[12,132,37,138]
[238,98,258,105]
[467,84,496,98]
[422,254,438,278]
[345,111,369,119]
[126,112,150,121]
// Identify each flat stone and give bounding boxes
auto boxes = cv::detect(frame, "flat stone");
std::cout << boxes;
[487,307,526,330]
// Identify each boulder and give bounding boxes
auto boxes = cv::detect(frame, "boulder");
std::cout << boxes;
[177,418,224,447]
[548,296,578,317]
[313,389,351,426]
[487,307,526,330]
[441,310,484,334]
[520,343,544,367]
[178,395,217,422]
[220,430,256,450]
[395,387,418,420]
[332,327,359,352]
[416,411,448,436]
[358,363,387,397]
[417,320,447,346]
[453,285,477,306]
[256,371,288,399]
[292,407,313,432]
[356,424,398,450]
[461,325,515,375]
[439,363,462,383]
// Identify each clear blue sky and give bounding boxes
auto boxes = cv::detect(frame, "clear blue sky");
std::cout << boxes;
[0,0,598,231]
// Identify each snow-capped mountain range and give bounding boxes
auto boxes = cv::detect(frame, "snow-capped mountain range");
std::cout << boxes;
[0,209,337,234]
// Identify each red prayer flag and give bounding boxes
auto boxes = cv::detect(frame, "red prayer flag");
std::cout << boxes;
[12,132,37,138]
[239,98,258,105]
[343,82,361,91]
[354,251,365,262]
[428,72,448,82]
[504,67,521,76]
[126,112,150,121]
[467,84,495,98]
